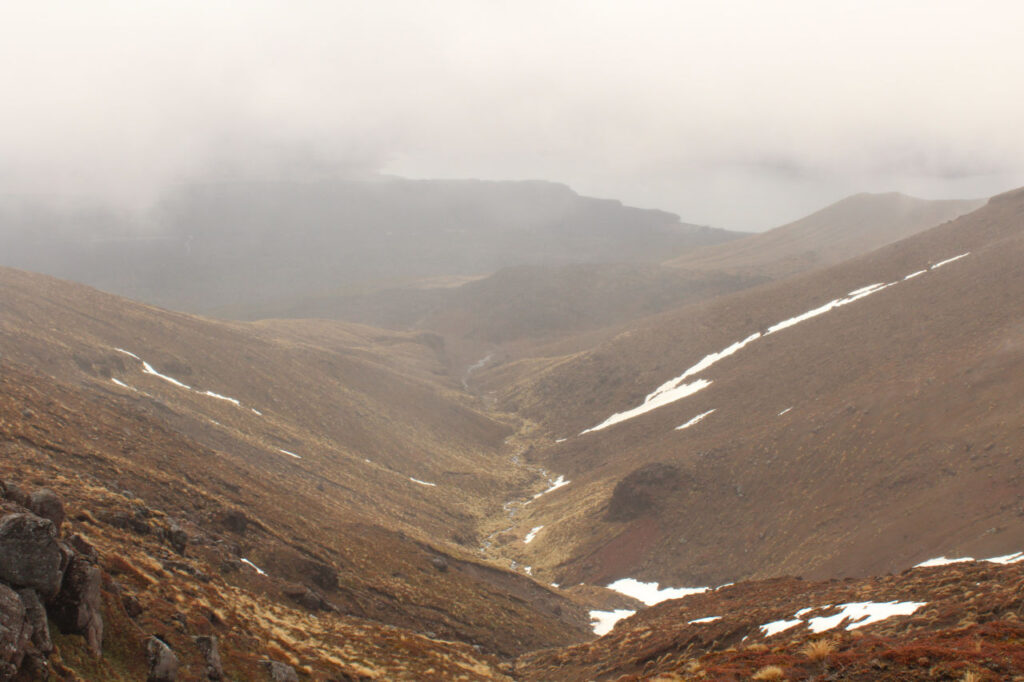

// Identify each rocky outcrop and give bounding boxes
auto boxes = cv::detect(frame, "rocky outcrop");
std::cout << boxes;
[28,489,65,535]
[0,514,65,598]
[49,552,103,656]
[146,636,179,682]
[0,584,31,682]
[0,485,108,677]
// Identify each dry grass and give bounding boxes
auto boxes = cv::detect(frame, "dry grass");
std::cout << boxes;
[961,672,984,682]
[752,665,786,681]
[800,638,837,661]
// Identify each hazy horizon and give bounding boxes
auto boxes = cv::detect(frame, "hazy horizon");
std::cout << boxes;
[2,1,1024,230]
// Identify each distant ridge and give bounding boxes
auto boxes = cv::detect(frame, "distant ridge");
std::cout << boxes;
[667,192,985,277]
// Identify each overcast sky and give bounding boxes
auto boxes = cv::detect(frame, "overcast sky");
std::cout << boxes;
[2,1,1023,230]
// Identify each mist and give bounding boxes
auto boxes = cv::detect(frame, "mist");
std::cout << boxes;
[2,1,1023,229]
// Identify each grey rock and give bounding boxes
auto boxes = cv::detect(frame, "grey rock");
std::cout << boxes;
[28,489,65,536]
[194,635,223,680]
[167,521,188,555]
[265,660,299,682]
[50,554,103,656]
[146,636,179,682]
[1,483,28,508]
[0,514,64,598]
[0,584,31,681]
[16,589,51,655]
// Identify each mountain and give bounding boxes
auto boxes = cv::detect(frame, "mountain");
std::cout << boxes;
[488,187,1024,589]
[0,177,741,314]
[0,267,596,678]
[667,192,985,278]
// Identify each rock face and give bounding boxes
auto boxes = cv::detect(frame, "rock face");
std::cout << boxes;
[605,462,687,522]
[146,636,179,682]
[0,584,31,682]
[0,514,64,598]
[49,553,103,656]
[194,635,224,680]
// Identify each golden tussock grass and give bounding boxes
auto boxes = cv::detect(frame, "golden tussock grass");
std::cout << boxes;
[751,665,786,681]
[800,638,837,661]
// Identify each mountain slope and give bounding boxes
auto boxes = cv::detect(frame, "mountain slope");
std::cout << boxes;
[0,267,594,661]
[667,192,984,278]
[0,177,740,315]
[490,188,1024,589]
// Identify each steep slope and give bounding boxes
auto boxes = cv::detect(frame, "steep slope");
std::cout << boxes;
[489,188,1024,590]
[667,192,984,278]
[0,268,593,661]
[0,177,740,314]
[520,556,1024,680]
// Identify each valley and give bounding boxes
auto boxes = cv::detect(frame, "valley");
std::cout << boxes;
[0,185,1021,680]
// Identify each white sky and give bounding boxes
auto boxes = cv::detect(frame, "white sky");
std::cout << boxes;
[2,1,1023,229]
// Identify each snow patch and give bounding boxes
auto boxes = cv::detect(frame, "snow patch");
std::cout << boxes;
[606,578,709,606]
[524,526,543,544]
[555,438,567,443]
[903,269,927,280]
[409,477,437,487]
[778,407,792,416]
[589,609,635,636]
[808,601,926,633]
[676,409,715,430]
[915,551,1024,567]
[689,616,721,624]
[581,379,713,435]
[761,619,802,636]
[110,378,135,391]
[931,252,970,269]
[201,390,241,406]
[240,558,267,576]
[278,449,301,459]
[142,361,192,389]
[533,474,570,499]
[578,254,971,435]
[114,348,140,360]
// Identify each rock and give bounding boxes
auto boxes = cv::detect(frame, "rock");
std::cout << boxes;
[146,636,179,682]
[49,554,103,656]
[265,660,299,682]
[17,589,51,655]
[167,522,188,556]
[431,556,449,572]
[1,483,29,508]
[28,489,65,536]
[0,584,31,681]
[122,593,143,618]
[194,635,223,680]
[282,584,335,612]
[0,514,65,598]
[17,589,51,678]
[67,534,99,563]
[605,462,688,522]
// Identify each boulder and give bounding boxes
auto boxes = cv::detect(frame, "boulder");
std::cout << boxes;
[16,589,51,655]
[28,489,65,536]
[49,554,103,656]
[194,635,223,680]
[0,584,31,681]
[16,589,51,678]
[146,636,179,682]
[166,522,189,556]
[265,660,299,682]
[0,483,28,509]
[0,514,64,598]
